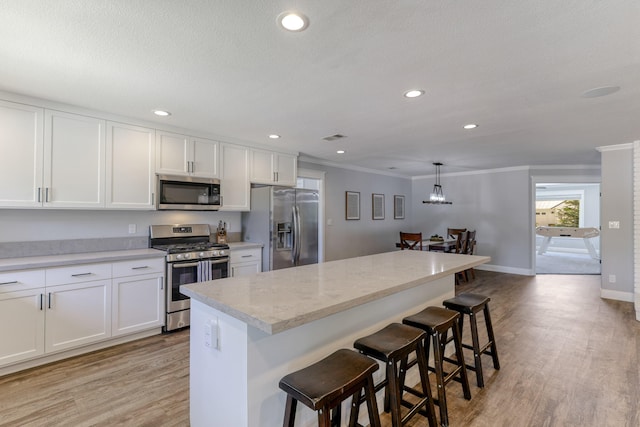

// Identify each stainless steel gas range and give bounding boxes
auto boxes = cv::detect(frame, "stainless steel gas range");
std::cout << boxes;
[149,224,229,332]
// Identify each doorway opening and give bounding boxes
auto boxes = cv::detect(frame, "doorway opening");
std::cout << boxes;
[534,183,601,275]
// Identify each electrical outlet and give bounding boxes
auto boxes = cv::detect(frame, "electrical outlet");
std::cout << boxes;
[128,224,136,234]
[609,274,616,283]
[204,318,221,350]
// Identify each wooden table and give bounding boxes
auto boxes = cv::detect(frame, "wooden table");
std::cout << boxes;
[182,251,490,427]
[395,239,458,252]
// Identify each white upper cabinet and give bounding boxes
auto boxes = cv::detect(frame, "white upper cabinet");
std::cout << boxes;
[106,122,155,209]
[156,131,218,178]
[192,137,218,178]
[44,110,106,208]
[0,100,44,207]
[219,143,250,211]
[250,149,297,186]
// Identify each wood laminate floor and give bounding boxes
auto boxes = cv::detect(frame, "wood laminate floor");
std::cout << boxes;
[0,271,638,426]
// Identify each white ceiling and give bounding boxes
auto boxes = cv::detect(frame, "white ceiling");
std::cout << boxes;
[1,1,638,176]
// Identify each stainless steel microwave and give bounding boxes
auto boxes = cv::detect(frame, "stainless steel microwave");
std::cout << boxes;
[156,175,221,211]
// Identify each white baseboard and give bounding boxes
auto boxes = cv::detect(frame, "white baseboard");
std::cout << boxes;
[475,264,535,276]
[600,289,634,303]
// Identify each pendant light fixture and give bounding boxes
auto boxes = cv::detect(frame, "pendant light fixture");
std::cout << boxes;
[423,162,452,204]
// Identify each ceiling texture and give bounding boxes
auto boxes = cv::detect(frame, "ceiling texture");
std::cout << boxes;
[1,0,638,176]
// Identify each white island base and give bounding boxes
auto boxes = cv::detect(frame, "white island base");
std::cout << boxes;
[190,275,455,426]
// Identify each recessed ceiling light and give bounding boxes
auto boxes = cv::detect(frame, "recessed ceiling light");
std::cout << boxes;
[463,123,478,129]
[404,90,424,98]
[278,11,309,32]
[336,150,345,154]
[581,86,621,98]
[153,110,171,117]
[269,134,280,139]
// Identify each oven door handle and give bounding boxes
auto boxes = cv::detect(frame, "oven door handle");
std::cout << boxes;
[171,262,200,268]
[210,258,229,265]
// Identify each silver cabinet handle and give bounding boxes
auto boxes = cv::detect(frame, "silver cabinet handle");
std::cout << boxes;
[151,192,155,206]
[37,187,42,203]
[241,255,252,258]
[45,187,50,202]
[132,266,149,270]
[48,292,52,309]
[0,280,18,286]
[71,272,93,277]
[39,293,44,310]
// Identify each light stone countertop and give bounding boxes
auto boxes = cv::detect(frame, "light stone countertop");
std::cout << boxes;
[181,250,490,335]
[0,249,166,272]
[228,242,264,250]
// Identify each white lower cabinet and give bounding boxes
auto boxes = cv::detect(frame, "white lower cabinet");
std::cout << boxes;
[0,257,165,371]
[44,279,111,353]
[0,288,45,366]
[112,259,164,336]
[230,247,262,277]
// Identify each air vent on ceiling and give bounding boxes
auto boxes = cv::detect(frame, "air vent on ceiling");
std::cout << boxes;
[322,134,346,142]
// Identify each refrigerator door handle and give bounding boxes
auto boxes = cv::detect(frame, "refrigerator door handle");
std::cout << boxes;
[291,205,298,266]
[295,205,302,265]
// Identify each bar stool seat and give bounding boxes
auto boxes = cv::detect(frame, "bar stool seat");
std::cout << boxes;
[403,306,471,427]
[279,348,381,427]
[443,293,500,388]
[353,323,437,427]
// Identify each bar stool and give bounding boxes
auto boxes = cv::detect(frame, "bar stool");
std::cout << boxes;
[403,307,471,427]
[443,293,500,388]
[353,323,437,427]
[278,348,381,427]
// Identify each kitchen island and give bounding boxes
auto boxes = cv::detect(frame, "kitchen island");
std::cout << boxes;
[181,250,490,427]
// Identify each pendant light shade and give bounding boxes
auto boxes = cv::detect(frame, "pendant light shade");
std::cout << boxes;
[423,162,452,204]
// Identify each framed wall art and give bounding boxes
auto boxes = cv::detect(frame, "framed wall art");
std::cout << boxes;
[394,195,405,219]
[345,191,360,220]
[372,193,385,220]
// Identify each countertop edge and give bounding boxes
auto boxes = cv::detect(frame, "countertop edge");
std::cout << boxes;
[0,249,166,272]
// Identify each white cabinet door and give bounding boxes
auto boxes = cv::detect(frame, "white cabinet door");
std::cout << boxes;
[0,100,44,207]
[112,273,164,336]
[192,137,218,178]
[274,152,298,186]
[250,149,275,184]
[250,149,297,186]
[44,280,111,353]
[230,262,261,277]
[106,122,156,209]
[43,110,106,208]
[220,143,250,211]
[156,131,190,176]
[0,288,45,366]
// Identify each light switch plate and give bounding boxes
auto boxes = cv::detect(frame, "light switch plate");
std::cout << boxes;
[608,221,620,229]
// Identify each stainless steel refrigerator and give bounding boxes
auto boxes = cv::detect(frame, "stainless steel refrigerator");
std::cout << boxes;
[242,186,319,271]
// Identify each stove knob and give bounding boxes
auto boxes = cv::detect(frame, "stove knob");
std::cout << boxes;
[212,250,219,256]
[199,252,205,258]
[184,253,191,259]
[220,250,227,256]
[176,254,183,260]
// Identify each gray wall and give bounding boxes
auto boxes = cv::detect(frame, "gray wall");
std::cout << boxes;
[298,161,412,261]
[600,146,633,295]
[411,168,532,273]
[410,166,601,274]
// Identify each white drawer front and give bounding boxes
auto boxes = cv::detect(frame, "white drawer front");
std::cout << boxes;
[112,258,164,278]
[230,248,262,263]
[46,263,112,286]
[0,269,45,293]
